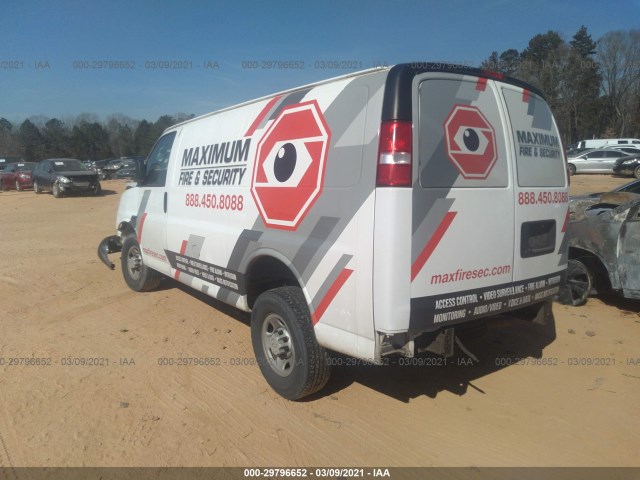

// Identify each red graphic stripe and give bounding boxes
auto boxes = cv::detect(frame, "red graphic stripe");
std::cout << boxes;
[522,88,530,103]
[311,268,354,325]
[411,211,457,282]
[475,77,487,91]
[244,95,281,137]
[562,207,570,233]
[137,212,148,244]
[174,239,188,280]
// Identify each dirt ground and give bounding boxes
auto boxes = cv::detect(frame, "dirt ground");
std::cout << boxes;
[0,174,638,469]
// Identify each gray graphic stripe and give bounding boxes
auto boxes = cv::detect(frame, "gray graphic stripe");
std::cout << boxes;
[311,254,353,312]
[177,234,206,287]
[218,226,263,303]
[292,216,340,277]
[225,227,263,270]
[268,88,313,121]
[411,198,455,264]
[132,189,152,229]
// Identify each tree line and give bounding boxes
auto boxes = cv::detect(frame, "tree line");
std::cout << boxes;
[481,27,640,145]
[2,26,639,161]
[0,113,193,162]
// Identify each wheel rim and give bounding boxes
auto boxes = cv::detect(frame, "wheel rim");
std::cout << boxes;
[565,260,590,305]
[261,313,295,377]
[126,245,143,280]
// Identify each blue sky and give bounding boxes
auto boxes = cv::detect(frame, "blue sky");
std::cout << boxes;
[1,0,639,124]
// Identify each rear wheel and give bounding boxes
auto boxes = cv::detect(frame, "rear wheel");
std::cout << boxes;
[33,180,41,194]
[567,163,576,176]
[0,180,6,192]
[120,235,162,292]
[558,259,592,306]
[251,287,331,400]
[634,166,640,179]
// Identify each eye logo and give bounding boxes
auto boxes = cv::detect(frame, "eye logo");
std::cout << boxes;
[261,140,314,186]
[443,104,497,179]
[251,100,331,230]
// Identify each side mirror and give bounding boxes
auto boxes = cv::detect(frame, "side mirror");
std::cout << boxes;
[134,160,146,184]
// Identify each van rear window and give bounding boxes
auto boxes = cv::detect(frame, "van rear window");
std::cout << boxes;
[502,87,565,187]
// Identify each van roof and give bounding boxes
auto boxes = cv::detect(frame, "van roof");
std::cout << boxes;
[168,62,546,131]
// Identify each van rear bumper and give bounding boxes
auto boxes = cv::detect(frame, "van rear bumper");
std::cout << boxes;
[409,271,566,333]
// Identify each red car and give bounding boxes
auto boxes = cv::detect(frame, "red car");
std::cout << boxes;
[0,162,36,191]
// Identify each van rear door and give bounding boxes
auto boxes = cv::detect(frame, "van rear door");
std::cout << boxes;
[409,73,515,331]
[409,73,568,333]
[501,85,568,290]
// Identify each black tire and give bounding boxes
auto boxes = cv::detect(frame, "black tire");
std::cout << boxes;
[0,180,6,192]
[557,259,592,306]
[33,180,42,194]
[52,181,62,198]
[634,166,640,179]
[251,287,331,400]
[120,235,162,292]
[567,163,576,176]
[15,180,21,191]
[93,182,102,195]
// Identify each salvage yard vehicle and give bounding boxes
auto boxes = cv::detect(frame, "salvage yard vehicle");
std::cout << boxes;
[0,162,36,191]
[99,63,569,399]
[102,157,145,179]
[32,158,101,197]
[560,193,640,305]
[612,153,640,178]
[576,138,640,150]
[0,156,23,172]
[570,178,640,204]
[567,148,629,175]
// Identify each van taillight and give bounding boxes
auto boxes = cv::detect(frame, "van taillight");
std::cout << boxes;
[376,120,412,187]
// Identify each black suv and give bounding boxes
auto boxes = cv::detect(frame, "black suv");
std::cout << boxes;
[32,158,101,197]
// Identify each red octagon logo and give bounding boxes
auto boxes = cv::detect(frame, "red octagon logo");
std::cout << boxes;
[251,100,331,230]
[444,105,497,179]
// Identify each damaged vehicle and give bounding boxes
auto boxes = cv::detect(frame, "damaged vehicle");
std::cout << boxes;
[560,192,640,305]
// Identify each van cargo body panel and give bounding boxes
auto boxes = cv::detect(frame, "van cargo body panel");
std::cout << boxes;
[101,63,568,398]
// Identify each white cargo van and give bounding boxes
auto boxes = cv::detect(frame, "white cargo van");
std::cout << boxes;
[99,63,569,399]
[577,138,640,150]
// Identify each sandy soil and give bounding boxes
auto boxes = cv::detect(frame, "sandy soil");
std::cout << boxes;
[0,174,638,468]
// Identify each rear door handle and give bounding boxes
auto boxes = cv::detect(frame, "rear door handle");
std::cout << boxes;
[164,192,167,213]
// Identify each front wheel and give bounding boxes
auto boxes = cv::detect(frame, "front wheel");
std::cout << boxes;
[120,236,162,292]
[15,180,21,191]
[251,287,331,400]
[0,180,6,192]
[52,181,62,198]
[634,166,640,179]
[93,182,102,195]
[567,163,576,176]
[34,180,41,194]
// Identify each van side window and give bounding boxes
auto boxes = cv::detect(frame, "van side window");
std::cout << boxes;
[144,132,177,187]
